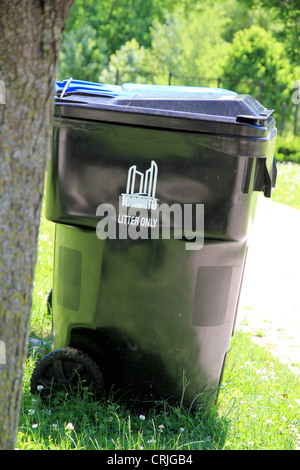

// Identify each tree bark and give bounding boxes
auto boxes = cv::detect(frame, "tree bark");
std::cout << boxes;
[0,0,73,450]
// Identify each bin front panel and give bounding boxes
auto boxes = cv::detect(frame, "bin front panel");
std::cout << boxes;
[52,222,247,405]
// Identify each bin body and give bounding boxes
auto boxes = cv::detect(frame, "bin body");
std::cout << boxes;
[46,80,277,405]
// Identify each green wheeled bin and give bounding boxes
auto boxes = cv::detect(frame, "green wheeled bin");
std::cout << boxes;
[31,79,277,408]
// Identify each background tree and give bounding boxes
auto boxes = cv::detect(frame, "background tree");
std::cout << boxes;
[0,0,73,450]
[221,25,297,122]
[241,0,300,63]
[100,5,231,86]
[99,38,156,84]
[58,0,187,82]
[59,24,107,81]
[148,6,230,86]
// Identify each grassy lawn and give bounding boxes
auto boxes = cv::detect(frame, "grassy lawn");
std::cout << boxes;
[17,162,300,450]
[271,161,300,209]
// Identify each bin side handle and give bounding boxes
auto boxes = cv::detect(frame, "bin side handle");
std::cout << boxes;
[253,156,277,197]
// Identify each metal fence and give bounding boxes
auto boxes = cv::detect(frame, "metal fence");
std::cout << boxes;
[113,69,299,137]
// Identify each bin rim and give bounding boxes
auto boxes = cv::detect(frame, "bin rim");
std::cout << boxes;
[55,78,237,99]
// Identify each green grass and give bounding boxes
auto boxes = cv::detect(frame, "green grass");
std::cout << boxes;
[17,162,300,450]
[18,331,300,450]
[271,161,300,209]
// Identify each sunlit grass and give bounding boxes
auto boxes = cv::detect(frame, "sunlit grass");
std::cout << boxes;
[272,162,300,209]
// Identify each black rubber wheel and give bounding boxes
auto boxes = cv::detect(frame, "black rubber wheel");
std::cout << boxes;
[30,348,104,401]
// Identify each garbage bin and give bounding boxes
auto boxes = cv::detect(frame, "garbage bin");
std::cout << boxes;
[31,79,277,407]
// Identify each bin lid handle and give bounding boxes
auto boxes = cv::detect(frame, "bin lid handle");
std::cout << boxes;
[236,108,274,124]
[60,77,73,98]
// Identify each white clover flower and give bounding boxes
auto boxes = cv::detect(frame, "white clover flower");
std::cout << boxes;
[28,409,35,415]
[51,424,58,431]
[37,385,44,391]
[66,422,74,431]
[147,439,156,444]
[179,427,185,432]
[32,424,38,429]
[139,415,146,421]
[158,424,165,431]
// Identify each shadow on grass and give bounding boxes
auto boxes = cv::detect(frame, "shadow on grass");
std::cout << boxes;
[22,334,230,450]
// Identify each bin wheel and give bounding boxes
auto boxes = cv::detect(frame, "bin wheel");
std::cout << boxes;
[30,348,104,401]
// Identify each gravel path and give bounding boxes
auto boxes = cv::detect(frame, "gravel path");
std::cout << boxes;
[237,196,300,374]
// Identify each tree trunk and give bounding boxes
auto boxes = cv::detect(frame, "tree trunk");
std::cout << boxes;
[0,0,73,450]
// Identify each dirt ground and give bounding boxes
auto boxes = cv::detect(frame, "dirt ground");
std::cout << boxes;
[236,196,300,374]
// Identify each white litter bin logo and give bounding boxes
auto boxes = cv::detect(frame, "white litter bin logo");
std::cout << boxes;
[96,159,204,250]
[0,340,6,365]
[121,160,159,210]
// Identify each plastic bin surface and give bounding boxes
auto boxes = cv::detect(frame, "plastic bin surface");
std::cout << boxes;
[47,80,276,242]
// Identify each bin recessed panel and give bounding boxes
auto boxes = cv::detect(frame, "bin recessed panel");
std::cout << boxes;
[57,246,82,311]
[192,266,232,327]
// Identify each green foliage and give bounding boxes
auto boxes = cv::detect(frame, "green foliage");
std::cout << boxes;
[58,1,300,131]
[58,24,107,81]
[240,0,300,62]
[58,0,300,132]
[148,7,230,86]
[99,39,156,85]
[271,162,300,210]
[100,6,230,86]
[275,136,300,164]
[221,25,296,122]
[58,0,186,81]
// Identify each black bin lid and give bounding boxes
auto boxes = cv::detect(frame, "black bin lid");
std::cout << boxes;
[54,79,275,136]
